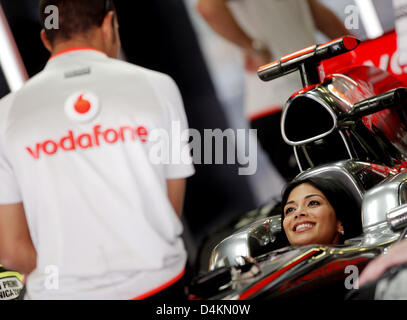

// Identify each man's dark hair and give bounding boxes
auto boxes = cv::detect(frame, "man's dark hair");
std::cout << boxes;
[39,0,116,44]
[280,177,363,244]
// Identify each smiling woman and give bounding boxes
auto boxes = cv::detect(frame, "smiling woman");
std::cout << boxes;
[281,177,362,246]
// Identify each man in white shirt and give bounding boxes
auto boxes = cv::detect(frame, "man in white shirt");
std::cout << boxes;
[0,0,194,300]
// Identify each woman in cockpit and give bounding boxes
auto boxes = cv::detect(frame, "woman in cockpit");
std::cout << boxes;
[281,177,363,246]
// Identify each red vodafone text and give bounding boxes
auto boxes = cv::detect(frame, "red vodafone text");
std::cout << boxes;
[26,124,149,159]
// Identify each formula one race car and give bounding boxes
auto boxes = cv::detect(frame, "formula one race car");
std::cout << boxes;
[188,35,407,300]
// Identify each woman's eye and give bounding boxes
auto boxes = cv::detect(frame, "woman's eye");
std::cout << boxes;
[285,207,295,216]
[308,200,320,207]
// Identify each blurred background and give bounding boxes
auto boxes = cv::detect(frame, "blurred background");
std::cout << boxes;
[0,0,398,273]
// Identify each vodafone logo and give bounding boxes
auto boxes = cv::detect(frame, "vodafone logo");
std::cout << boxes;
[65,91,100,122]
[26,124,149,160]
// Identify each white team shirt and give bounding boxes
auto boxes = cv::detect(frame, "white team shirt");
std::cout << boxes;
[228,0,317,118]
[0,48,195,299]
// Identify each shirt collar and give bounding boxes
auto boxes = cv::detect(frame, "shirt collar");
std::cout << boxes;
[45,47,108,70]
[49,47,107,60]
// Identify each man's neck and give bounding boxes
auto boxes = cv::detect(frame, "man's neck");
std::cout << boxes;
[51,37,106,57]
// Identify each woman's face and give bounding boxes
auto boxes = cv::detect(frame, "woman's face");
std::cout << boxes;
[283,183,343,246]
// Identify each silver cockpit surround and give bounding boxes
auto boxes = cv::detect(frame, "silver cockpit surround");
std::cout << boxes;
[346,221,399,248]
[294,160,365,203]
[362,172,407,230]
[281,90,338,146]
[208,215,282,271]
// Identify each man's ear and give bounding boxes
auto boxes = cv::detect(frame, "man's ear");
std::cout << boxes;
[100,11,115,42]
[40,29,52,53]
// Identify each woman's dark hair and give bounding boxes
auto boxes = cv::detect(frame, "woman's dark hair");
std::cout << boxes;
[39,0,116,44]
[280,177,363,244]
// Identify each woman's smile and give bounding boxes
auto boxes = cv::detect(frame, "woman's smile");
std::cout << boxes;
[293,221,316,232]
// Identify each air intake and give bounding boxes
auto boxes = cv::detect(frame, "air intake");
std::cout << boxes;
[282,94,337,146]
